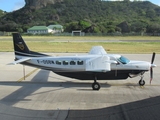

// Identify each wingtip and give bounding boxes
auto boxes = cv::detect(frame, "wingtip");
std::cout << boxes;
[7,63,17,65]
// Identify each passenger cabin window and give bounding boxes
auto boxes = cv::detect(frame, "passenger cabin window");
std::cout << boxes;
[63,61,68,65]
[77,60,83,65]
[70,61,76,65]
[56,61,61,65]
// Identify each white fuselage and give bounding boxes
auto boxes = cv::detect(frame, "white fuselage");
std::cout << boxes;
[15,54,151,73]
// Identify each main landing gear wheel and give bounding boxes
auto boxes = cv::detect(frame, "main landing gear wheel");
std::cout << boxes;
[92,82,101,90]
[139,79,145,86]
[92,76,101,90]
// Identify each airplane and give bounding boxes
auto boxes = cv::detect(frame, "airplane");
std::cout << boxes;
[9,33,156,90]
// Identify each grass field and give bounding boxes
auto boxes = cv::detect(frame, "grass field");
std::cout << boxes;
[0,36,160,53]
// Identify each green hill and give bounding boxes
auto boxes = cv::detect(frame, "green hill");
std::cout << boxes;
[0,10,6,18]
[0,0,160,33]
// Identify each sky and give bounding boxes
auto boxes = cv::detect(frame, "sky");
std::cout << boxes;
[0,0,160,12]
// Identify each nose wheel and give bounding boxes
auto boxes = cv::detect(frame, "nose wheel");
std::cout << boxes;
[139,73,145,86]
[139,79,145,86]
[92,76,101,90]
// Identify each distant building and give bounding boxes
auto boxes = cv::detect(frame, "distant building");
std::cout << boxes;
[27,26,53,34]
[48,25,64,33]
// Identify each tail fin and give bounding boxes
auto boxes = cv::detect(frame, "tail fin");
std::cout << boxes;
[12,33,30,55]
[12,33,48,57]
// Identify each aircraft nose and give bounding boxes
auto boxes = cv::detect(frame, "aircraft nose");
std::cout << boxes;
[151,64,156,68]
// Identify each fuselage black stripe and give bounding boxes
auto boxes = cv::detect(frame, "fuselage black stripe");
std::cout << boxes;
[15,51,48,57]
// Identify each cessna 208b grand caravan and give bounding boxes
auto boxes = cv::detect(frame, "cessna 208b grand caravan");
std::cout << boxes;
[10,33,156,90]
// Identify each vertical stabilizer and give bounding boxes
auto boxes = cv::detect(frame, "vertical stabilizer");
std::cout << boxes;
[12,33,30,55]
[12,33,48,57]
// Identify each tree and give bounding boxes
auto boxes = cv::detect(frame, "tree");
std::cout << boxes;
[146,9,156,18]
[130,21,147,33]
[93,26,101,33]
[147,23,160,33]
[65,22,79,32]
[79,20,91,30]
[0,10,6,18]
[17,28,23,33]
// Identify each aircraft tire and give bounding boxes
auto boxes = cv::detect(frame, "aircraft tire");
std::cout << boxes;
[139,80,145,86]
[92,82,100,90]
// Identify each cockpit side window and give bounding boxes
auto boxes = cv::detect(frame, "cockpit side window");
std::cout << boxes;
[118,56,130,64]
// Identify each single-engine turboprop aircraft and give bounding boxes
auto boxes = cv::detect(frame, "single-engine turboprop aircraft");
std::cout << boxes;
[10,33,156,90]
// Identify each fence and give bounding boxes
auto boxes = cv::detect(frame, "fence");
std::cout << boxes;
[0,32,12,36]
[54,32,160,36]
[1,31,160,36]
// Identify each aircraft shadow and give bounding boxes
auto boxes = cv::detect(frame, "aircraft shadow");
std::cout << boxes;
[0,70,50,106]
[0,70,112,106]
[0,81,112,88]
[66,95,160,120]
[1,70,160,119]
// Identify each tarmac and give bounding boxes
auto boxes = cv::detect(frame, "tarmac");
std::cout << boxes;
[0,52,160,120]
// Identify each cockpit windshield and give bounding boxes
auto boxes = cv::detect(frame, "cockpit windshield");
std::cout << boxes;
[118,56,130,64]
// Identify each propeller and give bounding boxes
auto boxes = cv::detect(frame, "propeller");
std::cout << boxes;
[150,52,156,84]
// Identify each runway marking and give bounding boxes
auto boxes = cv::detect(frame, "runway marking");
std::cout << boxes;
[17,68,39,82]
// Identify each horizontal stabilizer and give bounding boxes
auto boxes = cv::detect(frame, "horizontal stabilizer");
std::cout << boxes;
[8,58,31,65]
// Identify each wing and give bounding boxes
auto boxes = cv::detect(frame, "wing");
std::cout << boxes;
[89,46,107,55]
[8,58,31,65]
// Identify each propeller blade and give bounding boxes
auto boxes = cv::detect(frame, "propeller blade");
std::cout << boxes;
[150,67,153,84]
[150,52,156,84]
[151,52,156,64]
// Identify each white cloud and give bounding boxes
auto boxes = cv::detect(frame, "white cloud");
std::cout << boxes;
[13,1,25,11]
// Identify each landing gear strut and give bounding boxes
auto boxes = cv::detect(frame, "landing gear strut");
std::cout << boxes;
[92,76,101,90]
[139,73,145,86]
